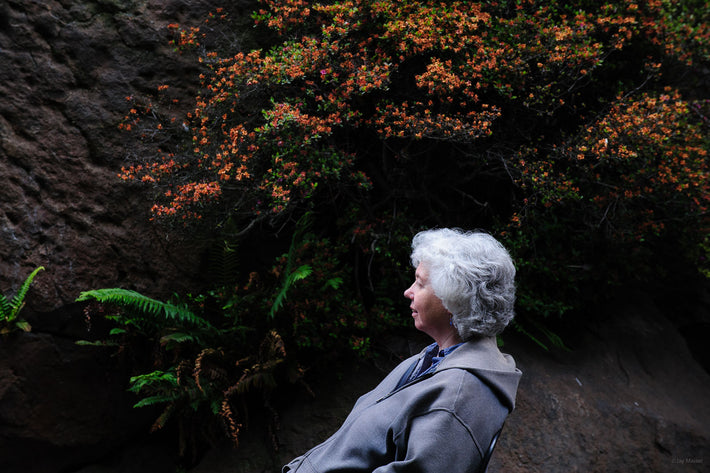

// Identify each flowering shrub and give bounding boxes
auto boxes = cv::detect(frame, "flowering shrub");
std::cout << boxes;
[118,0,708,352]
[517,90,708,240]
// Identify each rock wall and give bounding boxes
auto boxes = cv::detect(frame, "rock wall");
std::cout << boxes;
[0,332,141,472]
[0,1,216,470]
[492,295,710,473]
[0,0,213,312]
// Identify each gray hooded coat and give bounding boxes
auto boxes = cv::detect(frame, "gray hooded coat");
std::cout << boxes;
[282,336,522,473]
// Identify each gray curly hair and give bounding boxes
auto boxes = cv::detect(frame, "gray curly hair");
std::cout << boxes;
[410,228,516,338]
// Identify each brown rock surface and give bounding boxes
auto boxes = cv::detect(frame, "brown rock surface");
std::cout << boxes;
[0,0,209,312]
[491,295,710,473]
[0,330,145,473]
[1,1,213,469]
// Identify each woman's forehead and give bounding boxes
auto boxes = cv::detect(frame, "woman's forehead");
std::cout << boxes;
[415,263,430,280]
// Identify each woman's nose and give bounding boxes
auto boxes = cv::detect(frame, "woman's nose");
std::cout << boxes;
[404,285,413,299]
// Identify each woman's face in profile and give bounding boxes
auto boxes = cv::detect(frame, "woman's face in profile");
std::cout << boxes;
[404,264,451,340]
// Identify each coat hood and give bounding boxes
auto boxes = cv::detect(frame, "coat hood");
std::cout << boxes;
[433,336,522,411]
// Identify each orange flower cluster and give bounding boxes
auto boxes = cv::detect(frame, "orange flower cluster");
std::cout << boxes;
[416,58,469,99]
[119,155,185,183]
[168,24,204,51]
[576,90,708,214]
[253,0,312,32]
[118,0,708,230]
[370,102,500,141]
[259,38,330,84]
[635,0,709,65]
[150,181,222,220]
[376,1,490,55]
[484,6,637,112]
[517,89,709,240]
[259,102,341,143]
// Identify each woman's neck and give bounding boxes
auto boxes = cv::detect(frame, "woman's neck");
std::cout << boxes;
[435,329,463,350]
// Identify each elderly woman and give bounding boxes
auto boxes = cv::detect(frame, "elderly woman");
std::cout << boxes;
[283,228,522,473]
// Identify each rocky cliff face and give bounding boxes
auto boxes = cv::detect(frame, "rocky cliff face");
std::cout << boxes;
[0,0,210,312]
[0,1,213,470]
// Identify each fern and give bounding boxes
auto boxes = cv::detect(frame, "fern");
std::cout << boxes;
[233,368,279,395]
[9,266,45,318]
[75,339,119,347]
[151,404,178,433]
[1,266,44,334]
[129,370,179,392]
[323,277,343,290]
[510,319,569,352]
[208,240,240,288]
[133,393,182,409]
[270,264,312,318]
[0,295,12,320]
[269,212,314,318]
[160,331,198,347]
[76,288,213,329]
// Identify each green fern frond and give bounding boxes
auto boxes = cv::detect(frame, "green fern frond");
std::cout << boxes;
[208,240,240,288]
[510,320,549,351]
[133,393,182,409]
[75,340,119,347]
[323,277,343,290]
[510,319,569,352]
[76,288,212,329]
[270,264,312,318]
[0,295,12,320]
[14,320,31,332]
[160,332,197,346]
[285,213,312,276]
[268,213,315,318]
[127,371,184,411]
[10,266,45,314]
[129,370,179,393]
[531,319,569,351]
[1,266,44,323]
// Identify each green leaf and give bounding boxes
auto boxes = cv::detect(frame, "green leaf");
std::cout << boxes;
[159,332,196,345]
[0,295,12,320]
[75,340,119,347]
[133,393,181,409]
[10,267,45,317]
[15,320,32,332]
[290,264,313,283]
[129,370,178,393]
[270,264,312,318]
[76,288,212,329]
[323,277,343,290]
